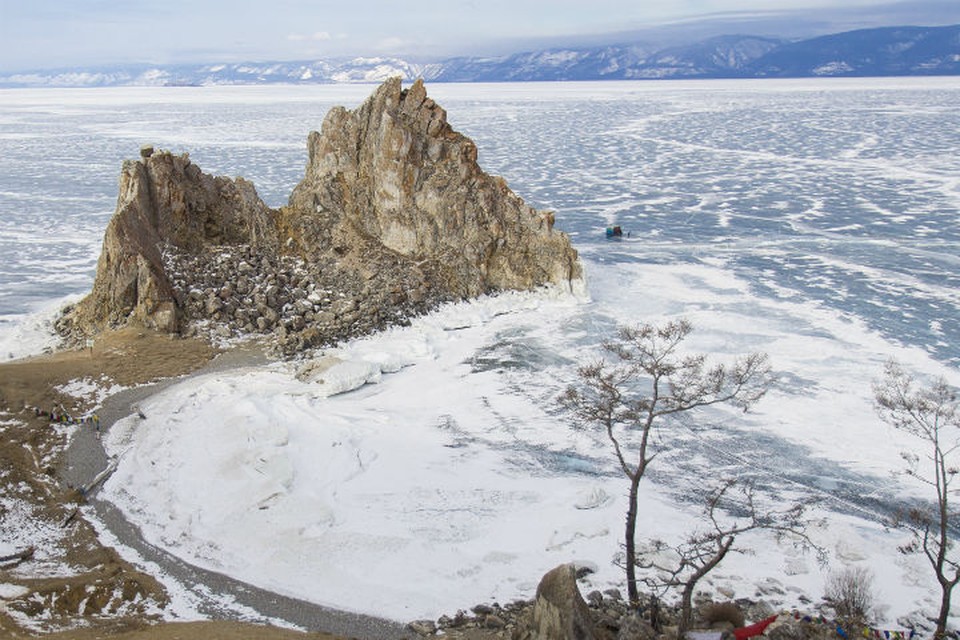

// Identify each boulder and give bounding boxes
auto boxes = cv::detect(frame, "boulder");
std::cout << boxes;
[616,615,657,640]
[408,619,437,636]
[528,564,596,640]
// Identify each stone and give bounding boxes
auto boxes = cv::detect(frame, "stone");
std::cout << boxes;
[764,618,836,640]
[617,615,657,640]
[754,578,786,596]
[699,601,745,630]
[528,564,596,640]
[485,614,507,629]
[261,306,280,325]
[448,611,470,628]
[205,296,223,316]
[408,619,437,636]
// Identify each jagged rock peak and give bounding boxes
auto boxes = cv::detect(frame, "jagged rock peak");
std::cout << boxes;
[288,77,583,297]
[58,150,276,337]
[58,78,583,353]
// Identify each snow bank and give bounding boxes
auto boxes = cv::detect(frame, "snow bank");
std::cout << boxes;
[0,295,80,362]
[99,264,957,624]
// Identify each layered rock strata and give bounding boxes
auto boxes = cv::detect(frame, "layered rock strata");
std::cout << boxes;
[58,78,582,353]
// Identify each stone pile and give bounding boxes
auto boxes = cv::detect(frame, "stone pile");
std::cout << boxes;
[411,589,667,640]
[408,564,842,640]
[162,243,444,354]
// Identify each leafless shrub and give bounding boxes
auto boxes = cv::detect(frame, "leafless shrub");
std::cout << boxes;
[824,566,876,623]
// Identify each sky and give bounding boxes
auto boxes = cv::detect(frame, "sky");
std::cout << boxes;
[1,0,959,72]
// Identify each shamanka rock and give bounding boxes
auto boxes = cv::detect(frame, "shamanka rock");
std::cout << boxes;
[287,76,580,297]
[57,78,583,353]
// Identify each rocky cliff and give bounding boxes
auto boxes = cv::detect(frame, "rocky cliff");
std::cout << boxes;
[286,77,579,296]
[58,148,276,336]
[57,78,582,353]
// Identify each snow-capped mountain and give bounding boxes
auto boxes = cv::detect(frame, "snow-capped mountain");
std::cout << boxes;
[743,25,960,77]
[0,57,431,87]
[432,44,658,82]
[1,24,957,87]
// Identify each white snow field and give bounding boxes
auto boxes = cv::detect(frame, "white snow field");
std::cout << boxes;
[100,261,956,624]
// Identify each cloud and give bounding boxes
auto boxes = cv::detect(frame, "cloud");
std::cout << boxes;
[375,36,415,52]
[5,0,960,72]
[287,31,334,42]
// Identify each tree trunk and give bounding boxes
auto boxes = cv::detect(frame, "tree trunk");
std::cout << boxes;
[677,538,732,637]
[678,582,695,637]
[934,448,954,640]
[935,580,954,639]
[625,472,641,604]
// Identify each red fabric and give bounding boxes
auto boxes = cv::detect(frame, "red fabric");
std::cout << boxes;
[733,615,779,640]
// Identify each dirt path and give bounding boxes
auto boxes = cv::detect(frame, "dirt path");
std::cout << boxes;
[61,343,410,640]
[1,330,409,639]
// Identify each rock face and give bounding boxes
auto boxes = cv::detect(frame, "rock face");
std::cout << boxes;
[57,78,582,352]
[526,564,597,640]
[287,77,580,297]
[58,150,276,336]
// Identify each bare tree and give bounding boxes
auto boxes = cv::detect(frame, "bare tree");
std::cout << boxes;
[874,360,960,639]
[560,318,772,604]
[637,479,819,635]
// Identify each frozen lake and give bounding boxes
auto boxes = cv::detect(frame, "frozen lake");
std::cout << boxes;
[1,78,959,628]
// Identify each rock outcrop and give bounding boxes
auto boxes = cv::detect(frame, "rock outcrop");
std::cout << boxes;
[525,564,598,640]
[58,148,276,336]
[57,78,582,353]
[286,77,580,297]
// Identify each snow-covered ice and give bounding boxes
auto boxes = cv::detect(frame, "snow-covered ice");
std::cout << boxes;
[99,263,957,623]
[2,78,959,627]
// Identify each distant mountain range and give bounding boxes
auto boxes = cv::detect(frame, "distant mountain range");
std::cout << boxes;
[2,24,958,87]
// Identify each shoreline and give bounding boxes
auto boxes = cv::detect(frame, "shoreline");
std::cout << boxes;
[69,344,411,639]
[0,329,409,639]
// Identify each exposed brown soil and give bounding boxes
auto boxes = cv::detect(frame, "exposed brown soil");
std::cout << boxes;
[38,620,339,640]
[0,329,346,639]
[0,327,218,415]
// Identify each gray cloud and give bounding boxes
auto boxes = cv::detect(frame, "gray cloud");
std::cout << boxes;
[1,0,957,72]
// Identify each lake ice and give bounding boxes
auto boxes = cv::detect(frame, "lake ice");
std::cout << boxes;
[1,78,959,627]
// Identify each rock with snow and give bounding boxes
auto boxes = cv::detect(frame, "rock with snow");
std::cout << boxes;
[574,487,612,510]
[57,78,582,354]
